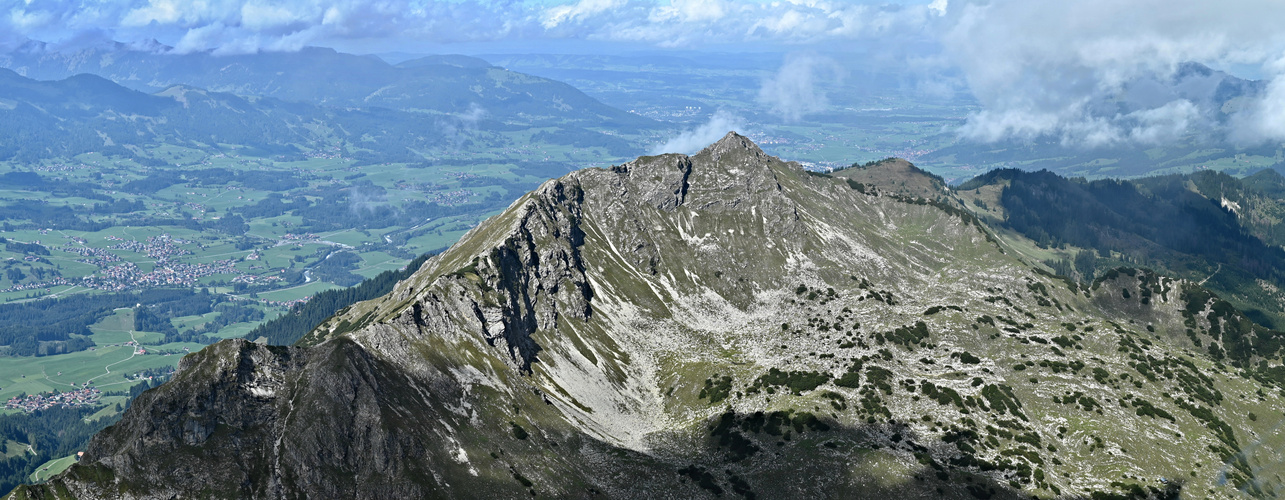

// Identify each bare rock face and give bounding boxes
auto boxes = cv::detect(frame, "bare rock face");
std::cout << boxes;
[16,133,1280,499]
[66,340,460,499]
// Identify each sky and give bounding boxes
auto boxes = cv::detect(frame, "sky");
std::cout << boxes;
[1,0,945,53]
[8,0,1285,146]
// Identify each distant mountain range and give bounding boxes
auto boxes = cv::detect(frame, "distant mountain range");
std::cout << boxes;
[0,68,447,163]
[0,41,655,132]
[0,41,662,164]
[0,45,667,163]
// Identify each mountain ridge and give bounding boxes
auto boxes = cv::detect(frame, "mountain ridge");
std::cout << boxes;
[0,44,657,132]
[10,133,1285,499]
[0,67,446,162]
[953,167,1285,330]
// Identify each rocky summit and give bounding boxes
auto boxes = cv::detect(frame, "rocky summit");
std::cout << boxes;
[11,133,1285,499]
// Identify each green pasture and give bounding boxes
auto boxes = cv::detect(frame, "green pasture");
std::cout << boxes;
[0,307,222,408]
[28,454,78,483]
[314,229,367,248]
[84,395,130,422]
[353,252,405,278]
[207,321,262,340]
[0,345,146,402]
[255,281,340,302]
[3,439,32,459]
[171,312,217,331]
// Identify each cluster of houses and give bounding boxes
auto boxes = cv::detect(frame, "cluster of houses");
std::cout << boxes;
[62,242,121,267]
[55,234,239,291]
[32,162,94,173]
[6,230,302,295]
[82,259,239,291]
[231,273,281,285]
[4,387,102,412]
[261,296,310,308]
[1,276,70,293]
[109,234,193,261]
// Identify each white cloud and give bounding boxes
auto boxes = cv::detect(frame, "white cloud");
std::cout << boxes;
[651,0,726,23]
[240,3,305,31]
[10,7,54,29]
[750,9,817,36]
[958,98,1205,148]
[1126,99,1200,144]
[120,0,183,26]
[758,53,842,123]
[542,0,624,28]
[651,110,746,155]
[5,0,547,54]
[942,0,1285,145]
[928,0,947,16]
[1232,74,1285,143]
[437,103,488,148]
[957,108,1064,144]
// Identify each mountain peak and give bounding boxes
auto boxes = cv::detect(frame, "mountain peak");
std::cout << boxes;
[701,131,762,155]
[833,157,948,200]
[691,131,776,169]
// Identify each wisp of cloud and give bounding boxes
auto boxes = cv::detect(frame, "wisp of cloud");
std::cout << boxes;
[758,53,843,123]
[650,111,746,155]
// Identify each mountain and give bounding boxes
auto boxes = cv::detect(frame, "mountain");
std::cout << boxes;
[0,68,471,163]
[1191,168,1285,249]
[12,134,1285,498]
[953,167,1285,329]
[832,157,950,200]
[1104,62,1265,125]
[0,67,653,164]
[0,43,656,132]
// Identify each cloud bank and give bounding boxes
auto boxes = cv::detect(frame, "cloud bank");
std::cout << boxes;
[943,0,1285,145]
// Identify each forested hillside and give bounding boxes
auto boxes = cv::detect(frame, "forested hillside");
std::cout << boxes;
[957,167,1285,328]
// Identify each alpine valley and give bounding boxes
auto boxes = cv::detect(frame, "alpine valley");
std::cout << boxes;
[10,134,1285,499]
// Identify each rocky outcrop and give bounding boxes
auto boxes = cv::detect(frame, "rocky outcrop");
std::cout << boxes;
[57,340,461,499]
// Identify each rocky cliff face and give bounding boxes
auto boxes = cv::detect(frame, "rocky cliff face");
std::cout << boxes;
[12,133,1285,499]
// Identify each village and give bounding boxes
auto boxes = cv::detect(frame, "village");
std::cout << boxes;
[79,259,240,291]
[106,234,193,261]
[0,276,71,294]
[4,387,101,413]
